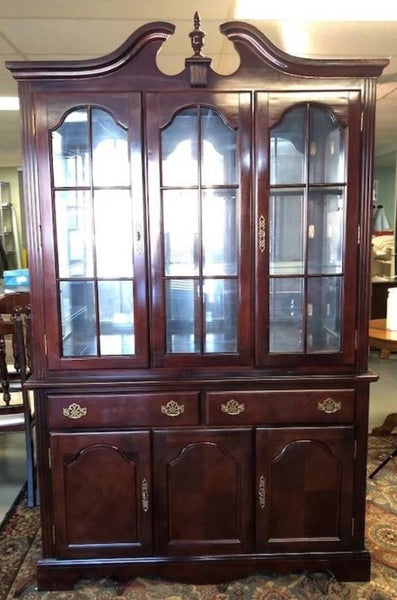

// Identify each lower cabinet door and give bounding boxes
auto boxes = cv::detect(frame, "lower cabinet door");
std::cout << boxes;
[153,428,253,555]
[50,430,152,558]
[256,427,354,552]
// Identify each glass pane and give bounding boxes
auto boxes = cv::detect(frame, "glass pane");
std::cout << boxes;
[166,279,200,353]
[98,281,134,355]
[270,106,306,185]
[204,279,237,353]
[55,191,94,278]
[94,190,133,278]
[269,278,304,353]
[162,108,198,186]
[308,188,344,274]
[52,109,89,187]
[163,190,199,276]
[307,276,342,353]
[92,109,130,187]
[270,190,304,275]
[202,190,237,276]
[60,281,97,356]
[201,108,237,185]
[309,106,346,184]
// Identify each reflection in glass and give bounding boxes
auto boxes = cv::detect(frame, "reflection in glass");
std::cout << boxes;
[307,276,341,352]
[201,108,237,185]
[308,188,344,274]
[60,281,97,356]
[270,106,306,185]
[203,190,237,276]
[162,108,198,187]
[309,106,345,184]
[166,279,199,353]
[92,109,130,187]
[94,190,134,278]
[163,190,199,276]
[270,190,304,275]
[204,279,237,353]
[52,109,89,187]
[55,191,94,278]
[98,281,134,355]
[269,278,304,353]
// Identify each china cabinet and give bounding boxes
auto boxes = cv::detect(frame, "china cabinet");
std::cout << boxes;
[7,15,387,590]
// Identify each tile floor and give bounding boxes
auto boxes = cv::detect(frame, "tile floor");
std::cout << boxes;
[0,352,396,523]
[0,432,26,522]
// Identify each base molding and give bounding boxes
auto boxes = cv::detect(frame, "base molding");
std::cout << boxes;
[37,551,371,590]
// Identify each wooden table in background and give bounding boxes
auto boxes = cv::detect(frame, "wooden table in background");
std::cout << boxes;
[369,319,397,358]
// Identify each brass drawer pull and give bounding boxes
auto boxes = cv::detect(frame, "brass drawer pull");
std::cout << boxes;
[221,399,245,416]
[258,215,266,253]
[62,403,87,419]
[141,479,149,513]
[318,398,342,414]
[161,400,185,417]
[258,474,266,509]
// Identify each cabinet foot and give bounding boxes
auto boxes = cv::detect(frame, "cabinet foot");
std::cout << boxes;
[37,552,371,590]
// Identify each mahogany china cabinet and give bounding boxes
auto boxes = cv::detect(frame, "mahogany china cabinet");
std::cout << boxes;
[7,15,388,590]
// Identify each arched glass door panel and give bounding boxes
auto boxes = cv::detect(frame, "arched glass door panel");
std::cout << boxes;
[51,107,135,358]
[268,104,346,354]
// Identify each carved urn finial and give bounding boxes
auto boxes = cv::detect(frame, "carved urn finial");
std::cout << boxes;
[189,11,206,57]
[186,12,212,87]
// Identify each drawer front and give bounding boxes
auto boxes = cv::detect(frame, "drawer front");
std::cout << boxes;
[205,389,354,425]
[48,392,200,428]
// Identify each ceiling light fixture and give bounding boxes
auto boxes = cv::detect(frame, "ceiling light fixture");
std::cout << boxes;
[234,0,397,20]
[0,97,19,110]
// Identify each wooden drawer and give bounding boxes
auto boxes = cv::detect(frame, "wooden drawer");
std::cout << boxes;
[205,389,354,425]
[47,392,200,428]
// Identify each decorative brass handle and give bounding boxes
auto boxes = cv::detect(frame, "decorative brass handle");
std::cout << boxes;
[258,215,266,253]
[221,399,245,416]
[161,400,185,417]
[318,398,342,414]
[62,403,87,419]
[258,475,266,509]
[141,479,149,513]
[135,226,143,255]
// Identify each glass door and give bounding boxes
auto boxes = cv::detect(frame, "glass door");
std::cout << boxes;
[147,92,252,367]
[37,93,148,369]
[256,92,360,367]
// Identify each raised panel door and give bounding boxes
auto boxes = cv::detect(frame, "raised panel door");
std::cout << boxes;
[256,426,354,552]
[50,430,152,558]
[153,428,253,555]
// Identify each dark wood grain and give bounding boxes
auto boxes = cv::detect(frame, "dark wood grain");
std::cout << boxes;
[153,428,253,555]
[50,430,152,557]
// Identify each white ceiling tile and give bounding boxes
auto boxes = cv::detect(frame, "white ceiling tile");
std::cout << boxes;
[0,19,148,55]
[0,33,22,53]
[376,98,397,115]
[0,0,234,21]
[0,55,22,94]
[156,53,189,76]
[248,20,397,58]
[215,53,241,75]
[0,18,227,57]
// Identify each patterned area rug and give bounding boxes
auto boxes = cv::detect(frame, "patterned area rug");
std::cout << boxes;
[1,436,397,600]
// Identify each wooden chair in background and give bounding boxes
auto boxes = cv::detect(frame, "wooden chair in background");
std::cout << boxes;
[0,292,35,507]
